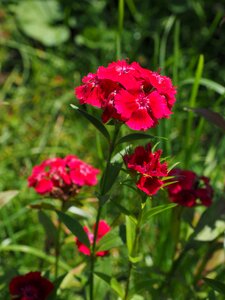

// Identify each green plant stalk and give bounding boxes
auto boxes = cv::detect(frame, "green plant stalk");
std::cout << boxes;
[89,124,121,300]
[54,201,65,279]
[116,0,124,60]
[171,206,183,260]
[184,55,204,167]
[173,20,180,87]
[159,206,184,293]
[124,196,147,300]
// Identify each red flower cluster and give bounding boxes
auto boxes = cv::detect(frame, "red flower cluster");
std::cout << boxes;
[28,155,100,201]
[75,220,111,256]
[75,60,176,131]
[9,272,54,300]
[167,168,213,207]
[124,144,168,195]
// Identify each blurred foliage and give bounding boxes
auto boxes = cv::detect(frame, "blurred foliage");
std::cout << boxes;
[0,0,224,299]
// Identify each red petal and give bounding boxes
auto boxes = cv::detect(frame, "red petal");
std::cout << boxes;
[115,90,138,119]
[35,179,53,194]
[149,91,171,119]
[95,220,111,239]
[126,109,155,131]
[137,176,163,195]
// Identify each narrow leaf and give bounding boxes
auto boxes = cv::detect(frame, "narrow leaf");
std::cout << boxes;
[129,255,143,263]
[181,78,225,95]
[126,216,136,255]
[56,211,90,248]
[48,273,68,300]
[29,202,56,211]
[70,104,110,141]
[0,244,70,271]
[95,272,124,298]
[116,133,155,145]
[204,278,225,295]
[38,211,57,243]
[142,203,177,225]
[0,190,18,208]
[100,162,122,195]
[188,107,225,133]
[96,227,123,252]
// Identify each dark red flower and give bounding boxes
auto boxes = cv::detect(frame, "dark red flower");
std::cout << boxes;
[75,60,176,131]
[75,220,111,256]
[9,272,54,300]
[28,155,100,201]
[124,144,168,196]
[167,168,213,207]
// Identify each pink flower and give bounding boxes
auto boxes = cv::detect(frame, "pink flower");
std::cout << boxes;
[75,60,176,131]
[124,144,168,196]
[75,220,111,256]
[28,155,100,201]
[9,272,54,300]
[167,168,213,207]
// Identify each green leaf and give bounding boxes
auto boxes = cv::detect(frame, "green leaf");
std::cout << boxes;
[75,26,116,51]
[13,0,69,46]
[96,227,124,252]
[38,210,57,244]
[95,272,125,298]
[100,162,122,195]
[129,254,143,263]
[130,295,145,300]
[203,278,225,295]
[70,105,110,141]
[30,202,56,211]
[0,190,18,208]
[191,200,225,238]
[0,244,70,271]
[116,133,155,145]
[181,78,225,95]
[187,107,225,133]
[126,216,136,255]
[194,220,225,242]
[142,203,177,225]
[48,273,68,300]
[56,211,90,248]
[97,194,110,205]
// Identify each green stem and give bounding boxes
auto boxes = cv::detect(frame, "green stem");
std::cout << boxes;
[171,206,183,260]
[54,202,65,279]
[89,204,103,300]
[89,124,121,300]
[159,206,185,293]
[184,55,204,168]
[124,195,147,300]
[116,0,124,60]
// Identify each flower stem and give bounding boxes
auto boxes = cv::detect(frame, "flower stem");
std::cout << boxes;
[89,203,103,300]
[124,195,146,300]
[54,202,65,279]
[89,124,121,300]
[159,206,184,293]
[116,0,124,60]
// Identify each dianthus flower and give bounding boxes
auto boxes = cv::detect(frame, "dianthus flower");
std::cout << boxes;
[167,168,213,207]
[28,155,100,201]
[9,271,54,300]
[124,144,168,195]
[75,60,176,131]
[75,220,111,256]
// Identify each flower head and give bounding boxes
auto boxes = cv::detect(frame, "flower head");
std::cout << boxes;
[28,155,100,201]
[124,144,168,195]
[167,168,213,207]
[9,272,54,300]
[75,60,176,131]
[75,220,111,256]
